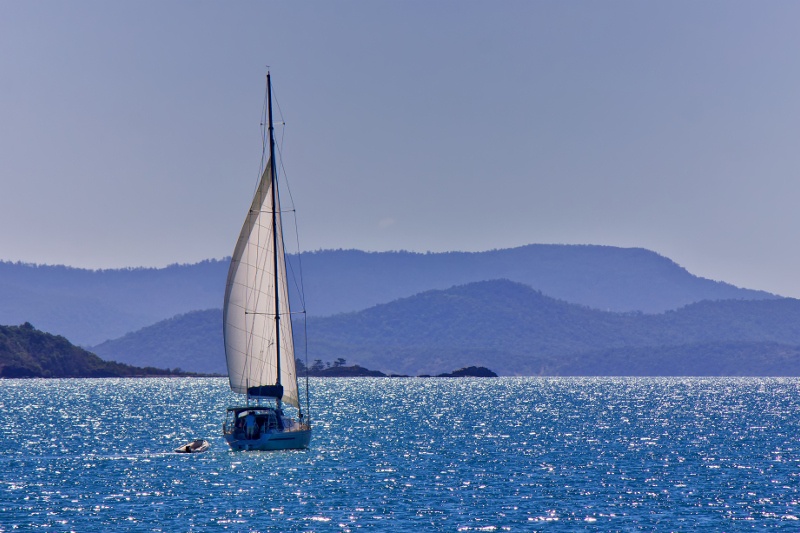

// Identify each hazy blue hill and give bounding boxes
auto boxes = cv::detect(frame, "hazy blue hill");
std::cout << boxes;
[294,246,777,316]
[0,277,154,348]
[0,244,776,346]
[305,279,800,375]
[92,279,800,377]
[0,260,225,346]
[307,280,641,357]
[92,310,224,375]
[0,322,190,378]
[643,299,800,345]
[559,342,800,376]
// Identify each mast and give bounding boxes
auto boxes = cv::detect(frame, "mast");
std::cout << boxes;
[267,71,282,395]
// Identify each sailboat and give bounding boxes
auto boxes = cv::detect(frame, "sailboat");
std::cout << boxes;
[221,72,312,451]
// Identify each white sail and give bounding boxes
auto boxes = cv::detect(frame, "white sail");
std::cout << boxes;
[223,160,299,408]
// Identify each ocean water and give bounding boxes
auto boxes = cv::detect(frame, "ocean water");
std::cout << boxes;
[2,377,800,531]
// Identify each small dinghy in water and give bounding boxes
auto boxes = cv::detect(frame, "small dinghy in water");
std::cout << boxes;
[175,439,210,453]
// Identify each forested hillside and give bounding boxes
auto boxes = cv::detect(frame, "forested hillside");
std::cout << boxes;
[92,280,800,377]
[0,323,191,378]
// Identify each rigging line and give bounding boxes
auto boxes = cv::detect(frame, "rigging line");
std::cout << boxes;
[269,77,309,417]
[279,125,286,160]
[270,82,288,171]
[302,309,311,425]
[272,144,305,300]
[272,82,285,122]
[273,142,308,312]
[280,180,309,419]
[290,224,307,312]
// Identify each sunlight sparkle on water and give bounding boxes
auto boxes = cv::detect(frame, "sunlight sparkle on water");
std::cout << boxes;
[2,377,800,530]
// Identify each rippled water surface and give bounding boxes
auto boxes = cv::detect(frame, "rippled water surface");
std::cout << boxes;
[2,377,800,531]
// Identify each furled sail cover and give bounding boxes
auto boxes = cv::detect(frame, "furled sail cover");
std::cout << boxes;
[223,161,299,408]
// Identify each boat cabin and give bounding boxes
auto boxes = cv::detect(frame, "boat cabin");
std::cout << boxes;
[223,406,287,441]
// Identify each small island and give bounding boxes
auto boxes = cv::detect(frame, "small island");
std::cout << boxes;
[435,366,499,377]
[298,358,496,378]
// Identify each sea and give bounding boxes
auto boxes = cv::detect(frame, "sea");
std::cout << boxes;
[2,377,800,532]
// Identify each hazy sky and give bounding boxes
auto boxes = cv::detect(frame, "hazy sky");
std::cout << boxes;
[2,2,800,297]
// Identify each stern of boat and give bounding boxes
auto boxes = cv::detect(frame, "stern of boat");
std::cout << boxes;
[223,406,312,451]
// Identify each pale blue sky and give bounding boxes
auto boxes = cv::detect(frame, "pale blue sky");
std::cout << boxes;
[2,2,800,297]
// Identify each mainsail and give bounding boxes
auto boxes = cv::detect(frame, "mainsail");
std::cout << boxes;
[223,159,299,408]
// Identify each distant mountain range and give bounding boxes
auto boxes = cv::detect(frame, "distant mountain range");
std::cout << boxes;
[0,259,223,346]
[0,245,777,346]
[92,279,800,377]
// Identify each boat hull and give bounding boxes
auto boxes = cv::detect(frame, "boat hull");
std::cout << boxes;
[224,428,312,451]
